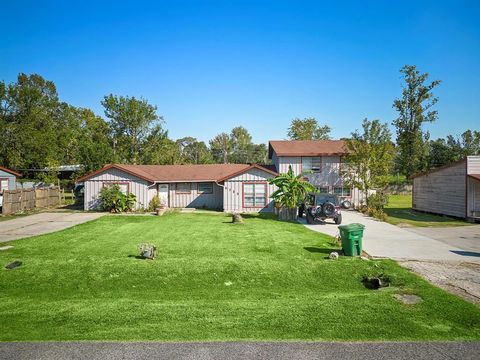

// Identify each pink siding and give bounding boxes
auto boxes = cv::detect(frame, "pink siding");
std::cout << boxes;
[167,182,223,209]
[84,168,152,210]
[223,168,276,213]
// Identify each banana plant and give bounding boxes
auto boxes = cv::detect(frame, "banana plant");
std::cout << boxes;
[268,166,317,217]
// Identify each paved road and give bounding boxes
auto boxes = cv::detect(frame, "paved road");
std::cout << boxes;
[300,210,480,262]
[0,342,478,360]
[0,212,105,243]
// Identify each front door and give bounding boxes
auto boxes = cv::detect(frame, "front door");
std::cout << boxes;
[158,184,169,207]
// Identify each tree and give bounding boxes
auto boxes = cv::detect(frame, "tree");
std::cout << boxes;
[427,130,480,168]
[269,165,317,221]
[343,119,395,207]
[0,73,61,170]
[142,126,183,164]
[393,65,441,177]
[287,118,331,140]
[209,133,231,163]
[102,94,162,164]
[76,108,114,172]
[229,126,252,163]
[177,137,212,164]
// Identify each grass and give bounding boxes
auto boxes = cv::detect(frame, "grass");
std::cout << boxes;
[384,194,470,227]
[0,212,479,341]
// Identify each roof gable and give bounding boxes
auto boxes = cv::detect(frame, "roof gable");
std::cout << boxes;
[0,166,22,177]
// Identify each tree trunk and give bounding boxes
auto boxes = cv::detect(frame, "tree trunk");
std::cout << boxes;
[278,207,297,221]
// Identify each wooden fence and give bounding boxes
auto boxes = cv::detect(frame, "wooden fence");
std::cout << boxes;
[1,187,61,215]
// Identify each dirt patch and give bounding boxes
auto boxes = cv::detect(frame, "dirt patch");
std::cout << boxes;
[399,260,480,304]
[394,294,422,305]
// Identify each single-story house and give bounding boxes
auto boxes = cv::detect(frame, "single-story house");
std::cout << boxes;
[77,163,278,212]
[411,155,480,221]
[0,166,21,207]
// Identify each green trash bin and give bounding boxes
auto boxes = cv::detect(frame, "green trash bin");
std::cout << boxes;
[338,223,365,256]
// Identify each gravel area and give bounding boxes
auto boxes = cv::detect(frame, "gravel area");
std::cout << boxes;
[399,260,480,304]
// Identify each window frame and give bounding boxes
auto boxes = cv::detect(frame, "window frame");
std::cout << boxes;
[242,182,268,208]
[301,156,322,173]
[175,182,191,194]
[197,182,213,194]
[333,186,351,197]
[102,181,130,195]
[0,178,9,193]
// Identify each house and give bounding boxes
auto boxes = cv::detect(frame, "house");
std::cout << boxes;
[0,166,21,207]
[78,139,365,212]
[411,156,480,221]
[77,163,278,212]
[268,140,366,205]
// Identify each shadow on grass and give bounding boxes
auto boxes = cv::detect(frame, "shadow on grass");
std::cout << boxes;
[384,208,464,223]
[127,255,147,260]
[303,246,339,255]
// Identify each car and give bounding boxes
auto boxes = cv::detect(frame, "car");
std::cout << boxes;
[298,193,342,225]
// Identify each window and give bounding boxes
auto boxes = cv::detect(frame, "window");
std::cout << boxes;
[243,183,267,207]
[333,187,351,196]
[0,178,8,193]
[176,183,191,193]
[317,186,329,193]
[302,157,321,172]
[197,182,213,194]
[103,182,129,195]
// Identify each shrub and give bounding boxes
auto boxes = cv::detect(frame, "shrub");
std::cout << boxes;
[99,184,137,213]
[367,192,389,211]
[148,195,161,212]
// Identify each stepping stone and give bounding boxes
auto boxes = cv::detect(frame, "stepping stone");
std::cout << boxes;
[394,294,422,305]
[0,246,14,251]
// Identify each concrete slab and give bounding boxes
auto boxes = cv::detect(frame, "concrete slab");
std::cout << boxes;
[405,226,480,253]
[0,212,105,243]
[300,210,480,262]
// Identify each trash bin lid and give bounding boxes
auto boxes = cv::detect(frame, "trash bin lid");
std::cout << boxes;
[338,223,365,230]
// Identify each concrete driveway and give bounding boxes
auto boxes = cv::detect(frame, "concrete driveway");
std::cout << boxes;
[0,212,105,243]
[300,210,480,262]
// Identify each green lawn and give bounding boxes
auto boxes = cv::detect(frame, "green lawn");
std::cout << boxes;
[384,194,470,227]
[0,213,479,341]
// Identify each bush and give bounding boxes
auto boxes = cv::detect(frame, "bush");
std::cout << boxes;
[363,192,389,221]
[147,195,161,212]
[99,184,137,213]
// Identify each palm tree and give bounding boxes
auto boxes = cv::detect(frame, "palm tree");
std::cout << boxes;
[268,166,317,221]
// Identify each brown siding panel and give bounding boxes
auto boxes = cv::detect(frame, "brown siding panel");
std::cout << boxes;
[413,161,466,218]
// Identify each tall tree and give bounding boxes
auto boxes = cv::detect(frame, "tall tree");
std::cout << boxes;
[229,126,253,163]
[209,133,231,163]
[0,73,61,170]
[393,65,441,177]
[102,94,162,164]
[287,117,331,140]
[343,119,395,206]
[177,137,212,164]
[428,130,480,168]
[142,125,183,165]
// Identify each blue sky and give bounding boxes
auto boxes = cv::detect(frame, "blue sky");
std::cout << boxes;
[1,0,479,144]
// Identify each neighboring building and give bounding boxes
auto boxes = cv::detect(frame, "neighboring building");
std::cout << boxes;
[411,156,480,221]
[0,166,21,207]
[268,140,366,206]
[77,163,278,212]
